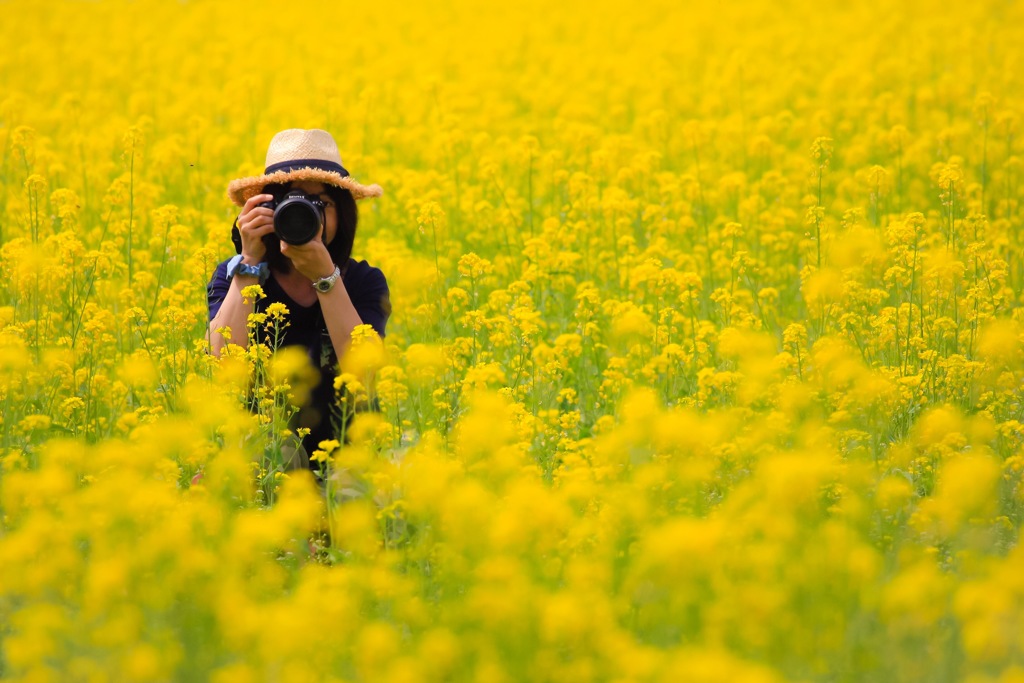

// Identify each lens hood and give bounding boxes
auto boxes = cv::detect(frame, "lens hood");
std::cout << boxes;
[273,191,324,245]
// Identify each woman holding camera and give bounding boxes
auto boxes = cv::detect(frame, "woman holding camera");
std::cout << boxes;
[206,128,390,468]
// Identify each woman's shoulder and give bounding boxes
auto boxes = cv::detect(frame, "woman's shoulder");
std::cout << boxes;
[343,259,388,292]
[344,259,391,333]
[208,257,232,285]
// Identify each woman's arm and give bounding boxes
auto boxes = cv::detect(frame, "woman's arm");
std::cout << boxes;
[316,279,366,362]
[282,237,366,360]
[207,194,276,357]
[206,264,261,355]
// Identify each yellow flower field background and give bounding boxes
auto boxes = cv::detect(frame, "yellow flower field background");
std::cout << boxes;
[2,0,1023,680]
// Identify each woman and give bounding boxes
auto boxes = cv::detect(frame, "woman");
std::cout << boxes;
[206,128,390,468]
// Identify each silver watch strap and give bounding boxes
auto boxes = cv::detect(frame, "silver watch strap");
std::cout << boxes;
[313,265,341,292]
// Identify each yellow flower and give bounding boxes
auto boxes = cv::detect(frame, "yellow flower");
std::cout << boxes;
[265,302,290,322]
[403,343,446,386]
[311,439,340,463]
[240,284,265,303]
[457,252,493,279]
[269,346,319,407]
[341,324,386,378]
[810,136,834,168]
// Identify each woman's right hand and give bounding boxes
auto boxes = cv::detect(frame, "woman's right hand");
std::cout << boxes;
[236,193,276,262]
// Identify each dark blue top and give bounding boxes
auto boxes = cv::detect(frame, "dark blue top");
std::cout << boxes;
[206,258,390,458]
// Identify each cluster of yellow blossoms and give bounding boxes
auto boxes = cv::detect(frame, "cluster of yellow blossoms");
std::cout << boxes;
[1,0,1023,680]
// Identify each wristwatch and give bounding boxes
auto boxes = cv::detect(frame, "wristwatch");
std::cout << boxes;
[313,265,342,293]
[226,254,268,283]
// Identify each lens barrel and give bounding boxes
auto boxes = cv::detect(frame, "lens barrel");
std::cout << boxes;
[273,192,324,245]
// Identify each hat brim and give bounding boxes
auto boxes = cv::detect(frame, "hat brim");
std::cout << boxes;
[228,167,383,206]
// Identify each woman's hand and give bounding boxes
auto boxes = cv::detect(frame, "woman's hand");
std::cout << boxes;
[236,194,276,262]
[281,225,335,282]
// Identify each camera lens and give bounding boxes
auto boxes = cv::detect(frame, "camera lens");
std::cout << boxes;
[274,193,323,245]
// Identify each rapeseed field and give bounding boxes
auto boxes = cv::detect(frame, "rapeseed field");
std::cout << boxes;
[1,0,1023,680]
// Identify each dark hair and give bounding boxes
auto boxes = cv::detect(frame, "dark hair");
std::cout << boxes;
[323,184,358,267]
[232,182,358,273]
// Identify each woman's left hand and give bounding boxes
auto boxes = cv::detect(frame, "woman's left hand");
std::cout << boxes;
[280,234,335,283]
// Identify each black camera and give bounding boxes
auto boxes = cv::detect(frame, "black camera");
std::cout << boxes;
[258,189,327,245]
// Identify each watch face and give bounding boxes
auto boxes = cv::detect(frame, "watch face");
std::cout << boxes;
[315,267,340,293]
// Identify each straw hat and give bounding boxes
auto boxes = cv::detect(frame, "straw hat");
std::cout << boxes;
[227,129,382,206]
